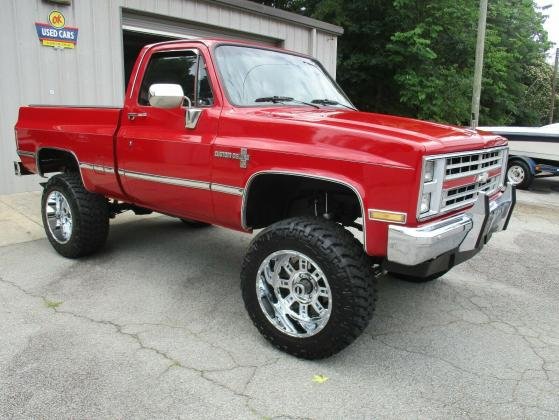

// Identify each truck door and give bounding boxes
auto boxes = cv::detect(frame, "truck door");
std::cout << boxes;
[117,47,219,222]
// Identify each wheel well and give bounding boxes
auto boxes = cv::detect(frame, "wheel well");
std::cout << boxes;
[37,148,79,175]
[244,174,363,230]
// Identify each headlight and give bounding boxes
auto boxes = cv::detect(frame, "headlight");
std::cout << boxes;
[417,157,444,220]
[420,193,431,213]
[424,160,434,182]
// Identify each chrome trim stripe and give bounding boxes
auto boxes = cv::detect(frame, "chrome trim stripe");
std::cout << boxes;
[79,163,115,174]
[211,183,244,196]
[120,169,211,190]
[241,170,367,250]
[17,150,36,158]
[116,168,244,195]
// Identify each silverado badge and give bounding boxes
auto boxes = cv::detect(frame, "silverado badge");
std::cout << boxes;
[214,148,250,168]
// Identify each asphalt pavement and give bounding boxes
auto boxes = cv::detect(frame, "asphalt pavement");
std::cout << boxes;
[1,178,559,419]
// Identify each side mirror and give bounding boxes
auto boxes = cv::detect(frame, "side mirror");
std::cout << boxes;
[148,83,203,129]
[148,84,185,108]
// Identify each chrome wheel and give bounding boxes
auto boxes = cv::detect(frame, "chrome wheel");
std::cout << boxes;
[507,164,525,185]
[45,190,73,244]
[256,250,332,337]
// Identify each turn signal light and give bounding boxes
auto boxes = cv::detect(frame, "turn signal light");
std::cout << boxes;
[368,209,407,224]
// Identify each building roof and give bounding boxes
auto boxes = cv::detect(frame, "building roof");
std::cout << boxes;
[213,0,344,35]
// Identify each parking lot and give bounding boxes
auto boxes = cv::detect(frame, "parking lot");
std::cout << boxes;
[1,179,559,419]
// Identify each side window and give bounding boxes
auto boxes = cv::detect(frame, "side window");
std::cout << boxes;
[196,55,214,106]
[139,51,198,106]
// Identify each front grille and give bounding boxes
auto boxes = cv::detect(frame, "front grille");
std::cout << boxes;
[419,146,508,220]
[445,150,503,179]
[441,174,500,212]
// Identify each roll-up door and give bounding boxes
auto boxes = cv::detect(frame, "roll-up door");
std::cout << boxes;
[122,10,281,45]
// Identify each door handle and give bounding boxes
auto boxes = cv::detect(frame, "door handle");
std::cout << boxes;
[127,112,147,121]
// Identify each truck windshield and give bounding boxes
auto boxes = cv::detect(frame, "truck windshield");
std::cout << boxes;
[214,45,354,109]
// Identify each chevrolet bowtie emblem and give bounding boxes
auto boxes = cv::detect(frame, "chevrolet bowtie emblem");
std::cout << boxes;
[476,171,489,183]
[214,148,250,168]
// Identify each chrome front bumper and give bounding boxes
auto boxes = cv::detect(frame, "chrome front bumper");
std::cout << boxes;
[387,184,515,267]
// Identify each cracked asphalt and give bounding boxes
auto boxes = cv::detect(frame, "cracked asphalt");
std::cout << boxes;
[1,178,559,419]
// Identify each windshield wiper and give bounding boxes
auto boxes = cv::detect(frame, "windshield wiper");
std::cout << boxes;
[254,96,320,109]
[311,99,356,110]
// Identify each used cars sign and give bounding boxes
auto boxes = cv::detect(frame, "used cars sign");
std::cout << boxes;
[35,11,78,49]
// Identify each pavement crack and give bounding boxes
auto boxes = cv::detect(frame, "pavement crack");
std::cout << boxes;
[0,276,287,418]
[374,335,518,382]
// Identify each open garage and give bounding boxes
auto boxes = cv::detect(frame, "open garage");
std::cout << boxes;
[1,0,342,195]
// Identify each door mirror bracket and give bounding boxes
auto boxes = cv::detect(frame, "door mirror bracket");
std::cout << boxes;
[184,96,203,130]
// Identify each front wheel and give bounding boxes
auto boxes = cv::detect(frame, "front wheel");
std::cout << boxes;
[241,217,376,359]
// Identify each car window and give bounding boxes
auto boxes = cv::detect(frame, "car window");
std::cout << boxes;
[214,45,352,108]
[196,55,214,107]
[138,50,197,106]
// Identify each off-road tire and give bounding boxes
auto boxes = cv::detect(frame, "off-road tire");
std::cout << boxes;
[241,217,376,359]
[41,173,109,258]
[180,218,211,227]
[389,270,448,283]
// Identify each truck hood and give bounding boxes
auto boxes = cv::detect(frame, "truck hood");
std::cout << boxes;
[250,108,507,154]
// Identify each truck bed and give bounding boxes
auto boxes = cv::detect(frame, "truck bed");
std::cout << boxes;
[15,105,123,197]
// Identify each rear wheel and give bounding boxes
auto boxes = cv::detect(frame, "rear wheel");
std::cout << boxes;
[507,160,532,190]
[41,173,109,258]
[241,217,376,359]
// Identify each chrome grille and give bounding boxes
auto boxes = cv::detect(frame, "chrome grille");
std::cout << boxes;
[418,146,508,221]
[441,174,501,212]
[445,149,504,180]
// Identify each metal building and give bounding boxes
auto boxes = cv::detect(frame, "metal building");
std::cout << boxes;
[1,0,343,194]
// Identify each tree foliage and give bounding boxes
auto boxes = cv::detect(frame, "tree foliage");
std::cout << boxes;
[254,0,555,126]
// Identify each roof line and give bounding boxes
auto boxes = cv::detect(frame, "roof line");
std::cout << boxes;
[210,0,344,35]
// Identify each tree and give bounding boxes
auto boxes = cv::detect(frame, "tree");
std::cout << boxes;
[252,0,553,126]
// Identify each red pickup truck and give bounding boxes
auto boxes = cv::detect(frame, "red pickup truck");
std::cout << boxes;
[14,39,515,359]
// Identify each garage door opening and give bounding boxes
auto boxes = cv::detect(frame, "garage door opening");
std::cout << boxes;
[122,30,178,89]
[121,10,282,90]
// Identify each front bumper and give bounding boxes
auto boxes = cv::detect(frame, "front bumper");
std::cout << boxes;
[384,184,515,276]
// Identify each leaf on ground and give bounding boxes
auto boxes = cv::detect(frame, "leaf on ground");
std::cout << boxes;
[44,299,63,309]
[312,374,329,384]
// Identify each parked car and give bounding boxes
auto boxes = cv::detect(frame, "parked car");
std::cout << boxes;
[13,39,515,358]
[479,124,559,189]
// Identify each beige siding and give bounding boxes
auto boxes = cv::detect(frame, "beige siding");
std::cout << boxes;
[0,0,339,194]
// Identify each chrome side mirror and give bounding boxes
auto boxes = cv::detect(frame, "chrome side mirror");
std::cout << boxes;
[148,84,185,108]
[184,96,203,130]
[148,83,202,129]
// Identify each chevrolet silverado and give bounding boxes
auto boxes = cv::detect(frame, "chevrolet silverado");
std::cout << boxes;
[13,39,515,358]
